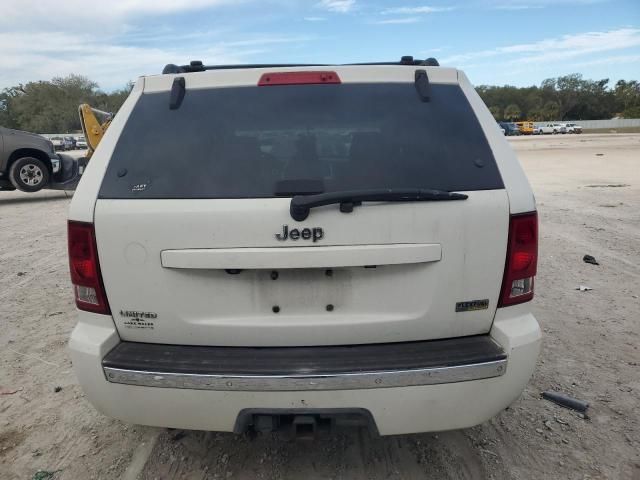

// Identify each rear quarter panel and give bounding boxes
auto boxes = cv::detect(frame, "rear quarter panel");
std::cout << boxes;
[68,78,145,223]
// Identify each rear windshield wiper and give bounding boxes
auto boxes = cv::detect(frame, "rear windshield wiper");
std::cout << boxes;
[290,188,468,221]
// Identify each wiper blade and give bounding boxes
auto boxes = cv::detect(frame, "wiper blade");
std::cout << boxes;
[290,188,468,221]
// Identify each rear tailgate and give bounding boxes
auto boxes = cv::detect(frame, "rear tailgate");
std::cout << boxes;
[94,66,508,347]
[96,193,507,346]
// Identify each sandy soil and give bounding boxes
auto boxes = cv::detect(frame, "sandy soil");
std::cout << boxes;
[1,133,638,480]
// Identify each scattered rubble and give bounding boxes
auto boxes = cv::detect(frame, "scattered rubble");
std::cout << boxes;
[583,255,599,265]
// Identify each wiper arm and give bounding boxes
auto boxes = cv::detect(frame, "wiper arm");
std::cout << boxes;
[290,188,468,221]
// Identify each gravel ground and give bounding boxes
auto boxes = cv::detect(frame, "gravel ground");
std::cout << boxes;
[1,134,639,480]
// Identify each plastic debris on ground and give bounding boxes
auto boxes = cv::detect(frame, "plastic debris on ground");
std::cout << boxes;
[542,391,590,413]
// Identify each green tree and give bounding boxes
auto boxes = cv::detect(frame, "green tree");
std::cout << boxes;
[476,73,630,121]
[92,82,134,113]
[504,104,521,121]
[541,101,560,120]
[542,74,582,119]
[3,72,639,132]
[622,105,640,118]
[614,80,640,116]
[0,88,21,128]
[0,75,133,133]
[4,75,97,132]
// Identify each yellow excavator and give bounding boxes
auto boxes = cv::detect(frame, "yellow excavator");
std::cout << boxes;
[78,104,113,159]
[45,104,113,191]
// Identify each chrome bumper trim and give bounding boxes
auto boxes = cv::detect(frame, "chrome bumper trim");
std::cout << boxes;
[103,359,507,392]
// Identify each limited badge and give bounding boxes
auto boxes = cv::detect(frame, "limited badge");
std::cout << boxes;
[455,299,489,312]
[120,310,157,329]
[131,183,148,192]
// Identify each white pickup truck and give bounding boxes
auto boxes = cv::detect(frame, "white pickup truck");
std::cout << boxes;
[534,123,566,134]
[562,123,583,134]
[67,58,541,436]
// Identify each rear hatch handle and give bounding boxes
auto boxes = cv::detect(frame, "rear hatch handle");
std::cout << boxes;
[290,188,468,221]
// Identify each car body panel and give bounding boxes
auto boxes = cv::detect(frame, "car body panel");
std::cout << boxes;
[515,121,534,135]
[75,136,88,149]
[69,305,541,434]
[95,190,509,346]
[0,127,57,179]
[498,122,520,136]
[67,66,540,435]
[562,123,582,133]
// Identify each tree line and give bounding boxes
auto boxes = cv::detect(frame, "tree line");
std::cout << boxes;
[478,74,640,122]
[0,75,132,133]
[1,73,639,133]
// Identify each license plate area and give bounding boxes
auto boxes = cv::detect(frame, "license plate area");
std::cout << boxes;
[244,267,358,314]
[168,262,425,323]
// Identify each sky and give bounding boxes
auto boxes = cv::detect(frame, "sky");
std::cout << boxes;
[1,0,639,91]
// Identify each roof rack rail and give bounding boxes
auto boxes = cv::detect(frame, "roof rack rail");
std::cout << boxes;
[162,56,440,74]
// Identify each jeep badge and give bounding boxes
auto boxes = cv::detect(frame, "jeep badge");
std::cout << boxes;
[275,225,324,242]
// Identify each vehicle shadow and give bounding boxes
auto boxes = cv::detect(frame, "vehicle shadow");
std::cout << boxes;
[0,192,72,206]
[139,427,492,480]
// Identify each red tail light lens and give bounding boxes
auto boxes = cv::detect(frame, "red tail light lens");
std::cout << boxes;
[258,71,341,86]
[68,221,110,314]
[499,212,538,307]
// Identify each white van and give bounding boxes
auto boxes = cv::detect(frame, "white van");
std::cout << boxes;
[67,58,541,436]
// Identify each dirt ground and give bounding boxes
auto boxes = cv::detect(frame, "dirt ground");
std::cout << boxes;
[1,134,638,480]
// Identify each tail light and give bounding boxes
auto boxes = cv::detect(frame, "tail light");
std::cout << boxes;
[258,71,341,86]
[68,221,110,314]
[499,212,538,307]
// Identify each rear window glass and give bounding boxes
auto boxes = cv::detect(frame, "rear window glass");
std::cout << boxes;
[99,82,503,199]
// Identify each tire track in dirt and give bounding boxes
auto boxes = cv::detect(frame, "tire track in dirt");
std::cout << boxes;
[139,427,492,480]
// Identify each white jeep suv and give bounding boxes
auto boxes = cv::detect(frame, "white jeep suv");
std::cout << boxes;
[67,58,541,436]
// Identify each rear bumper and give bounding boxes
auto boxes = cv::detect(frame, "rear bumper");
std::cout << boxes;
[49,155,87,191]
[102,335,507,391]
[69,306,540,435]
